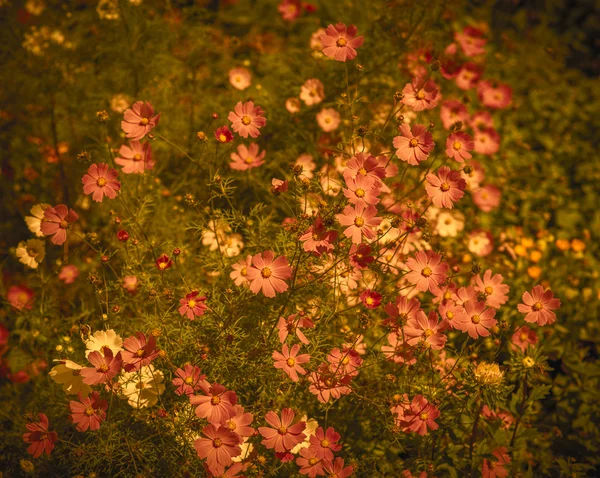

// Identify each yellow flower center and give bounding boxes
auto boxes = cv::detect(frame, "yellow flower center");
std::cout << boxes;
[453,141,462,150]
[211,396,221,405]
[99,364,109,372]
[440,182,450,192]
[444,291,452,300]
[228,420,237,431]
[416,90,425,100]
[140,118,149,125]
[358,167,367,176]
[136,348,145,357]
[342,356,350,365]
[471,314,480,324]
[244,156,255,164]
[133,153,142,162]
[159,262,168,270]
[420,412,429,420]
[336,37,347,47]
[218,134,227,142]
[409,138,419,147]
[241,115,252,125]
[59,220,68,228]
[484,286,493,294]
[213,438,222,448]
[421,267,433,277]
[184,377,194,385]
[523,357,535,368]
[520,332,528,341]
[261,267,272,278]
[321,439,330,448]
[425,329,434,337]
[188,300,197,308]
[26,248,37,257]
[85,407,95,416]
[365,297,374,305]
[278,426,288,435]
[446,311,454,319]
[354,217,365,227]
[286,358,296,367]
[355,188,365,198]
[241,266,247,276]
[532,302,543,311]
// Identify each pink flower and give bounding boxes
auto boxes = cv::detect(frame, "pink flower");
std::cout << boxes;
[393,124,435,166]
[40,204,79,245]
[517,285,560,326]
[228,101,267,138]
[58,264,79,284]
[286,97,302,113]
[121,332,159,372]
[383,296,422,329]
[475,270,509,309]
[190,383,237,425]
[246,251,292,298]
[323,457,354,477]
[7,284,35,310]
[455,300,497,339]
[215,125,234,143]
[121,101,160,140]
[82,163,121,202]
[336,203,382,244]
[320,23,364,62]
[80,348,123,385]
[401,77,440,111]
[401,395,440,435]
[194,424,241,477]
[296,447,325,477]
[309,427,341,461]
[271,178,289,194]
[343,174,381,207]
[455,26,487,57]
[327,348,362,377]
[440,100,469,130]
[308,363,353,403]
[445,131,474,162]
[122,275,139,294]
[22,413,58,458]
[482,447,511,478]
[404,311,447,350]
[343,152,386,185]
[300,78,325,106]
[360,289,382,309]
[172,364,208,396]
[438,301,463,329]
[316,108,341,132]
[300,216,338,255]
[511,326,538,352]
[228,67,251,90]
[230,255,252,287]
[452,285,478,308]
[405,251,449,295]
[115,141,154,174]
[471,111,495,130]
[222,405,254,439]
[468,229,494,257]
[230,143,266,171]
[69,391,107,432]
[178,290,208,320]
[278,0,302,22]
[455,62,482,90]
[474,128,500,155]
[277,313,314,344]
[472,185,501,212]
[478,80,512,109]
[258,408,306,453]
[425,166,467,209]
[273,343,310,382]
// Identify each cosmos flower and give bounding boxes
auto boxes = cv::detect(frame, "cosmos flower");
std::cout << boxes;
[445,132,474,162]
[16,239,45,269]
[115,141,154,174]
[258,408,306,453]
[246,251,292,298]
[426,166,467,209]
[320,23,364,62]
[121,101,160,140]
[40,204,79,246]
[178,290,208,320]
[228,67,252,90]
[272,343,311,382]
[81,163,121,202]
[228,101,267,138]
[69,391,108,432]
[229,143,266,171]
[393,124,435,165]
[22,413,58,458]
[517,285,560,326]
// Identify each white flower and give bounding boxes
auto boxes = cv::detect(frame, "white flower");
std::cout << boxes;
[118,365,165,409]
[16,239,45,269]
[435,211,465,237]
[25,204,51,237]
[85,329,123,358]
[232,440,254,462]
[49,360,92,396]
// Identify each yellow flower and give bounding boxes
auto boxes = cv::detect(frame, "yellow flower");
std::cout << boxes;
[474,362,504,387]
[528,266,542,280]
[571,239,586,252]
